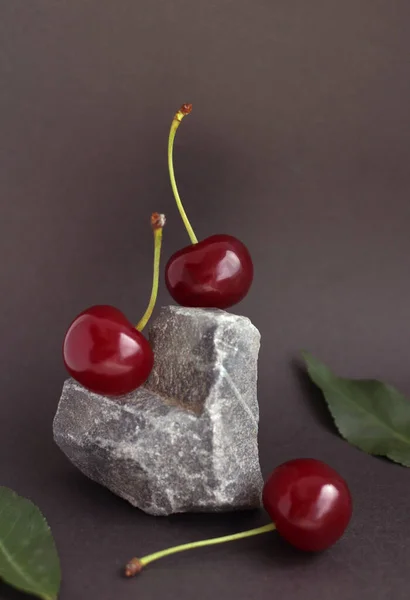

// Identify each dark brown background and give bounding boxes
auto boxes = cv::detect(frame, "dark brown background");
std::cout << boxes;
[1,1,410,599]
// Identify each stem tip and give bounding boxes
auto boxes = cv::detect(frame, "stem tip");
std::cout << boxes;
[174,104,193,123]
[125,557,143,577]
[180,103,192,115]
[151,212,166,230]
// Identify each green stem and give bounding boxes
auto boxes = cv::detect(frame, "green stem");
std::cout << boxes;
[125,523,276,576]
[135,213,165,332]
[168,104,198,245]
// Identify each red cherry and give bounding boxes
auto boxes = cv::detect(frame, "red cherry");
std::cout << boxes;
[165,234,253,309]
[123,457,353,576]
[166,106,254,309]
[63,305,154,397]
[262,458,352,552]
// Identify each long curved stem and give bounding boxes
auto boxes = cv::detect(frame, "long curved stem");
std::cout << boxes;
[168,104,198,245]
[125,523,276,576]
[136,213,165,332]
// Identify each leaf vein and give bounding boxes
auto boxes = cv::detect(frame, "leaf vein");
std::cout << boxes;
[324,379,410,446]
[0,534,42,593]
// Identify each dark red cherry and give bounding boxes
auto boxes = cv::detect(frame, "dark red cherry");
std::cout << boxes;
[63,305,154,396]
[165,234,253,309]
[263,458,352,552]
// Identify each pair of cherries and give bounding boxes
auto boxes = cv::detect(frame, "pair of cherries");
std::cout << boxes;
[125,458,353,577]
[63,105,253,396]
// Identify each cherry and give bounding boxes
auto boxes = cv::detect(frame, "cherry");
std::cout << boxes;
[165,104,254,309]
[63,305,154,396]
[124,458,352,577]
[262,458,353,552]
[165,234,253,309]
[63,213,165,397]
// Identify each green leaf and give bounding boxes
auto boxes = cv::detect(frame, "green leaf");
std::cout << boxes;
[0,487,61,600]
[302,351,410,467]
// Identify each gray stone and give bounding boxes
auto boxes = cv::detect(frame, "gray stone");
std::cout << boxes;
[53,306,263,516]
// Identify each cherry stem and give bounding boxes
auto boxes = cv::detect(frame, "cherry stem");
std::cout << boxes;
[168,103,198,245]
[125,522,276,577]
[136,213,166,332]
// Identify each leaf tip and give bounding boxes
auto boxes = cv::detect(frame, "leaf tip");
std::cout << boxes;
[301,350,317,367]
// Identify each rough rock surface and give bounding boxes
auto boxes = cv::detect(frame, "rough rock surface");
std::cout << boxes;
[53,306,263,516]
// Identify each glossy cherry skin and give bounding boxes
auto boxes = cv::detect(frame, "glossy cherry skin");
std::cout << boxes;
[263,458,352,552]
[63,305,154,397]
[165,234,253,309]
